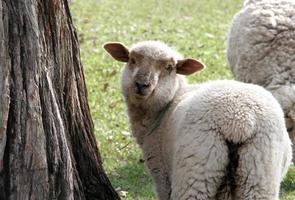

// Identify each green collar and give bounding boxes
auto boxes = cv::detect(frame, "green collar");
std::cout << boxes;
[148,101,173,135]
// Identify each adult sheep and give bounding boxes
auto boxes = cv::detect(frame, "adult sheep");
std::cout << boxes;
[227,0,295,161]
[104,41,292,200]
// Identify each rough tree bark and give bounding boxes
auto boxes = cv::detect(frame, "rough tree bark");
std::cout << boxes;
[0,0,120,199]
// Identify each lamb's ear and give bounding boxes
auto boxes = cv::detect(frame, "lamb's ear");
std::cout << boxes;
[103,42,129,62]
[176,58,205,75]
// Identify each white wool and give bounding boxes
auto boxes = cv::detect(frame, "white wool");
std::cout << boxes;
[227,0,295,162]
[115,41,292,200]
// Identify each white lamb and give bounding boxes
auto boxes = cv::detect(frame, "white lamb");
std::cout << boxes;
[104,41,292,200]
[227,0,295,161]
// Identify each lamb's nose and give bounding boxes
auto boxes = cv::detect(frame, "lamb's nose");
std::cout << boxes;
[135,82,150,95]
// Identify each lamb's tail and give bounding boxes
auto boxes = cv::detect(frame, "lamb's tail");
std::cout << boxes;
[218,110,256,144]
[209,93,258,144]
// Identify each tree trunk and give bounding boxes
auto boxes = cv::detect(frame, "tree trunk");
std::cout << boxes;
[0,0,120,199]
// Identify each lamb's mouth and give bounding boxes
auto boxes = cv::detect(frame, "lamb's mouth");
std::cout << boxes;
[134,89,155,100]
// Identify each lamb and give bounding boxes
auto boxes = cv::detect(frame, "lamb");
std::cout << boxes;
[227,0,295,162]
[103,41,292,200]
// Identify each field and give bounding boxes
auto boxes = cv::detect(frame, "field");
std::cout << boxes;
[70,0,295,199]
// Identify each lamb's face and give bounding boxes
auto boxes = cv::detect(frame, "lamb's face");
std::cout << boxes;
[120,49,178,103]
[104,41,205,105]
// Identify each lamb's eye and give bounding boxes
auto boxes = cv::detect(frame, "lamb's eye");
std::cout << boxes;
[166,64,173,72]
[130,58,136,64]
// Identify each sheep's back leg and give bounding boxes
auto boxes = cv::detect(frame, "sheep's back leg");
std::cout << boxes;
[286,108,295,163]
[171,130,229,200]
[234,132,290,200]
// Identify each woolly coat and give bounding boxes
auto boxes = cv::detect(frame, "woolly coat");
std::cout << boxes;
[227,0,295,160]
[105,41,292,200]
[136,79,291,200]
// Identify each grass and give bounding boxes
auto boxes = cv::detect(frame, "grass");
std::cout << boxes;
[70,0,295,199]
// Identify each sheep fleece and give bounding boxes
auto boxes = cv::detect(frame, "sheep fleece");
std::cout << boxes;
[157,80,290,200]
[227,0,295,160]
[110,41,292,199]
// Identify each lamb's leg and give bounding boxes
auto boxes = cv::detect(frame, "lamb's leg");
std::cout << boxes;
[287,108,295,163]
[285,117,295,163]
[143,136,171,200]
[149,166,171,200]
[170,130,229,200]
[234,132,289,200]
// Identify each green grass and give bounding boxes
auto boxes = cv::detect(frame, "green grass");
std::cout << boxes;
[70,0,295,199]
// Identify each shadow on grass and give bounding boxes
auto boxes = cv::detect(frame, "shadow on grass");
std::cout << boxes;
[108,160,155,200]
